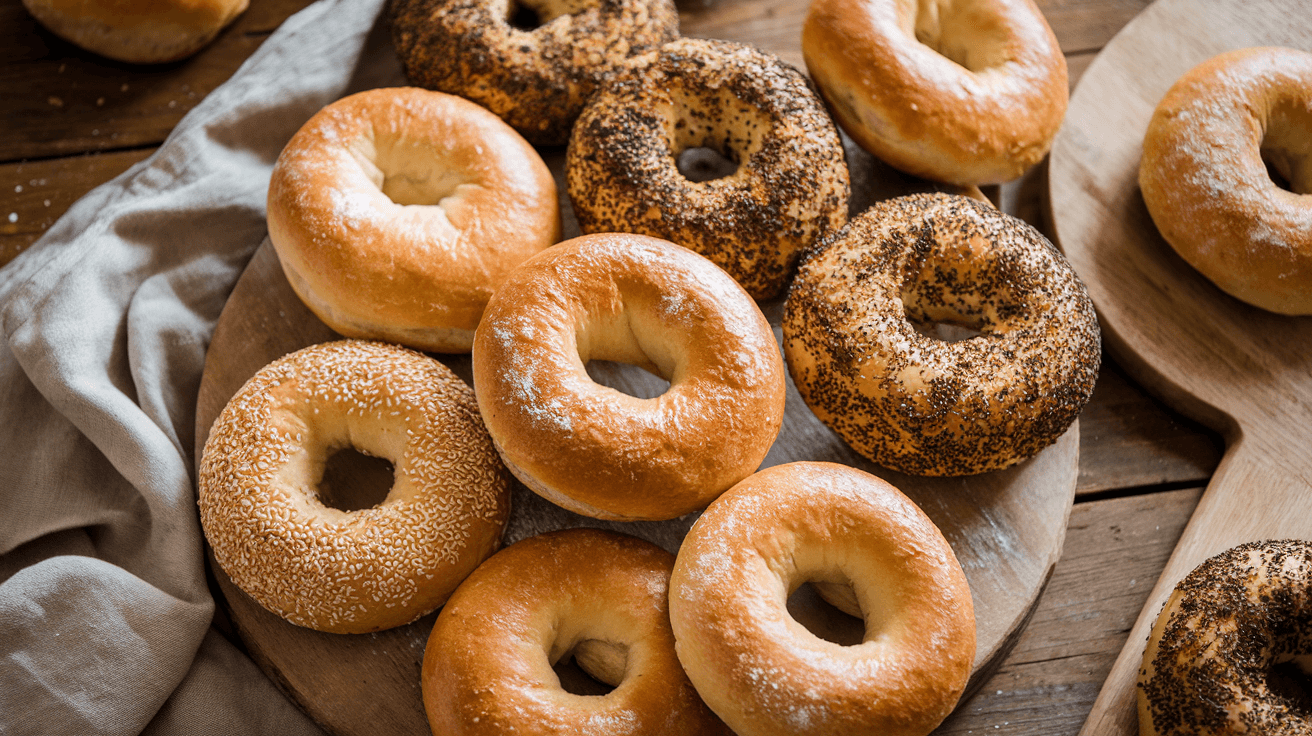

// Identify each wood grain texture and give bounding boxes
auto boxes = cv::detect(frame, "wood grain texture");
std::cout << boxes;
[0,149,152,261]
[195,228,1075,734]
[0,0,318,162]
[1047,0,1312,732]
[939,487,1202,735]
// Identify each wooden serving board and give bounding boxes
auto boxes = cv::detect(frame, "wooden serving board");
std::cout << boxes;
[196,137,1079,734]
[1046,1,1312,733]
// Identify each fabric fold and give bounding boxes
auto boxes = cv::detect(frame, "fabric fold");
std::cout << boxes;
[0,0,400,732]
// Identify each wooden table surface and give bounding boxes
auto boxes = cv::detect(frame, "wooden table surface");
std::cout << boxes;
[0,0,1229,734]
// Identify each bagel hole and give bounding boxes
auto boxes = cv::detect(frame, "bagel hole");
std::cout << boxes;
[584,360,670,399]
[910,319,984,343]
[1262,101,1312,195]
[676,146,739,183]
[786,581,866,647]
[1268,656,1312,714]
[316,447,394,512]
[553,639,626,696]
[506,0,543,31]
[374,140,469,207]
[908,0,1009,72]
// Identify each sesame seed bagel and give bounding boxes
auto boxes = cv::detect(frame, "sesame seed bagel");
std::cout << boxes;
[471,233,786,521]
[198,340,511,634]
[1139,540,1312,736]
[1140,47,1312,315]
[389,0,679,147]
[668,462,976,736]
[566,37,851,301]
[423,528,733,736]
[783,193,1099,476]
[802,0,1067,186]
[267,87,560,353]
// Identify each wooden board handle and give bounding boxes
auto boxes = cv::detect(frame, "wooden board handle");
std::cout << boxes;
[1079,431,1312,734]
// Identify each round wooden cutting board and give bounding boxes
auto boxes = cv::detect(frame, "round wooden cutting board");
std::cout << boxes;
[1047,1,1312,733]
[196,143,1078,735]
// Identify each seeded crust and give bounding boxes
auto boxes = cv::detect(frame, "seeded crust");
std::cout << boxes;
[783,193,1100,476]
[198,340,511,634]
[389,0,679,146]
[566,37,851,301]
[1138,540,1312,736]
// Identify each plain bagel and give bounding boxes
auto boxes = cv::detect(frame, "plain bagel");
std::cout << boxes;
[1139,46,1312,315]
[22,0,248,63]
[423,528,732,736]
[471,233,786,521]
[669,461,976,736]
[267,87,560,352]
[802,0,1068,186]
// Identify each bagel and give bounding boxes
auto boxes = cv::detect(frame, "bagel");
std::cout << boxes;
[198,340,511,634]
[390,0,679,146]
[267,87,560,353]
[471,233,785,521]
[783,193,1099,476]
[668,461,976,736]
[1139,540,1312,736]
[567,37,850,300]
[22,0,247,63]
[802,0,1068,186]
[423,528,732,736]
[1140,46,1312,315]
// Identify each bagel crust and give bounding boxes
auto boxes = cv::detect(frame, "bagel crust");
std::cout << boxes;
[198,340,511,634]
[669,462,976,736]
[567,38,851,300]
[22,0,248,63]
[784,193,1099,476]
[423,529,732,736]
[390,0,679,146]
[1140,47,1312,315]
[1138,540,1312,736]
[267,87,560,353]
[471,233,786,521]
[802,0,1067,185]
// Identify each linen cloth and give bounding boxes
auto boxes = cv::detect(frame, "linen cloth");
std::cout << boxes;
[0,1,408,732]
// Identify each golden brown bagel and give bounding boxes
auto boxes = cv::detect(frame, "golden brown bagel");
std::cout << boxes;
[198,340,511,634]
[390,0,679,146]
[783,193,1099,476]
[471,233,786,521]
[802,0,1067,186]
[567,37,851,300]
[1138,540,1312,736]
[423,528,733,736]
[1140,46,1312,315]
[669,462,976,736]
[23,0,247,63]
[267,87,560,353]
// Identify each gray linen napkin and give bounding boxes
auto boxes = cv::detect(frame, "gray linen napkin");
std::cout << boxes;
[0,0,405,732]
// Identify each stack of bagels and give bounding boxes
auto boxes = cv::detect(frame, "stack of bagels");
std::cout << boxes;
[198,1,1108,735]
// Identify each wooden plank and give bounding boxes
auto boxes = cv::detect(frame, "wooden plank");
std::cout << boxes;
[1076,362,1221,495]
[937,486,1203,735]
[0,148,153,263]
[0,0,317,162]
